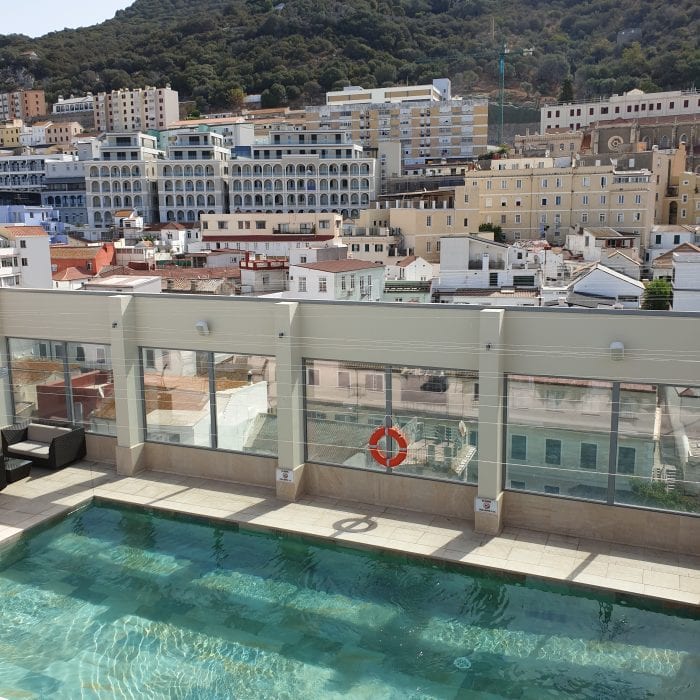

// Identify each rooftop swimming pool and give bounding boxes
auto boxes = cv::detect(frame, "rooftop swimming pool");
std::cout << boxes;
[0,502,698,698]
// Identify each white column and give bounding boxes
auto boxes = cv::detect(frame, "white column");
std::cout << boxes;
[475,308,505,535]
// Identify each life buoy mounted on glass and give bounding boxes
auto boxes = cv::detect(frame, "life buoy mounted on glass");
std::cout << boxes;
[368,425,408,468]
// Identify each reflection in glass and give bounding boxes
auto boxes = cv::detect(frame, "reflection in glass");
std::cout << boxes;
[142,349,211,447]
[304,360,479,483]
[505,375,612,501]
[616,384,700,513]
[215,353,277,455]
[8,338,114,434]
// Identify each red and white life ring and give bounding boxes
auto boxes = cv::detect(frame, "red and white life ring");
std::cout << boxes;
[368,425,408,468]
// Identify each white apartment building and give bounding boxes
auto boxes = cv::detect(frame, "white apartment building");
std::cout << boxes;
[0,225,51,288]
[325,79,449,106]
[435,235,539,293]
[644,224,699,269]
[541,88,700,132]
[0,153,76,194]
[287,258,385,301]
[671,249,700,311]
[157,128,231,224]
[94,86,179,133]
[42,160,88,228]
[230,128,378,219]
[53,94,95,115]
[85,132,162,229]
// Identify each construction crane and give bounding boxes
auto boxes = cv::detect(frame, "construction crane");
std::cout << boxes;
[498,43,535,146]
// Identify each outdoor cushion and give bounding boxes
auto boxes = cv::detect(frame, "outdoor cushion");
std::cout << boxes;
[27,424,71,442]
[5,440,51,458]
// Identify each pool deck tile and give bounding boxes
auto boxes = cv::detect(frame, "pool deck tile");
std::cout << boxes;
[0,461,699,607]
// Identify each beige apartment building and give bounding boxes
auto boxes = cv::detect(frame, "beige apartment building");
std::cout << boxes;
[302,80,488,170]
[343,147,686,260]
[664,170,700,227]
[94,86,179,133]
[0,119,23,149]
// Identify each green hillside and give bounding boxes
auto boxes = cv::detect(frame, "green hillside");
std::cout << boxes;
[0,0,697,111]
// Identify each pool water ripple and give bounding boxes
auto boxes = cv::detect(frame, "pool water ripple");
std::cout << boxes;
[0,503,698,699]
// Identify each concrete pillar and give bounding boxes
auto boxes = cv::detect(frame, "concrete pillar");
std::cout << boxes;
[274,301,305,500]
[0,336,14,427]
[110,294,146,476]
[475,308,505,535]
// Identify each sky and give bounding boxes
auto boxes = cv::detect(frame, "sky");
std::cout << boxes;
[1,0,134,37]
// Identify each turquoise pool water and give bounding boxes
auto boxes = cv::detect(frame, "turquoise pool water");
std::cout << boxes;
[0,503,698,699]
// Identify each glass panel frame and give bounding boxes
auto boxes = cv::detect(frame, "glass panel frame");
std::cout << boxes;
[303,359,479,484]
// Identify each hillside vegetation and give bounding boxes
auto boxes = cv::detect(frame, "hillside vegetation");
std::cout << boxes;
[0,0,697,111]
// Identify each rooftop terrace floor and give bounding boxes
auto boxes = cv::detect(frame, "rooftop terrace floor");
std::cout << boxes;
[0,460,698,606]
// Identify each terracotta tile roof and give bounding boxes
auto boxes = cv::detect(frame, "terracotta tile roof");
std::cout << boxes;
[396,255,417,267]
[52,266,91,281]
[295,259,383,273]
[0,226,48,238]
[50,246,105,259]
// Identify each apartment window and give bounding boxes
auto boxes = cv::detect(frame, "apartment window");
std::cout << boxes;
[218,221,228,230]
[365,373,384,392]
[514,214,521,224]
[581,213,588,223]
[374,244,383,252]
[541,198,547,206]
[318,277,327,293]
[617,213,624,223]
[298,277,306,292]
[349,274,355,289]
[340,275,346,291]
[541,178,548,188]
[144,348,156,369]
[337,370,350,388]
[426,241,432,253]
[486,180,492,190]
[501,180,508,189]
[555,196,561,206]
[19,239,27,248]
[582,195,589,205]
[515,179,522,189]
[511,435,527,460]
[307,368,320,385]
[255,220,266,229]
[655,234,662,245]
[580,443,597,469]
[21,257,28,266]
[617,446,636,474]
[426,216,432,227]
[545,439,561,466]
[599,214,606,223]
[500,215,507,224]
[600,195,607,205]
[446,215,452,226]
[635,194,641,204]
[463,218,469,227]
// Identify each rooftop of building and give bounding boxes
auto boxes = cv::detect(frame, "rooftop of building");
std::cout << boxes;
[295,259,384,273]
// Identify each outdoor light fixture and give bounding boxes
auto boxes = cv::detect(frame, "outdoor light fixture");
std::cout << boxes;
[609,341,624,361]
[195,320,210,336]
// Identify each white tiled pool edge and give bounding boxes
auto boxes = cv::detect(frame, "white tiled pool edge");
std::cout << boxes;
[0,461,698,607]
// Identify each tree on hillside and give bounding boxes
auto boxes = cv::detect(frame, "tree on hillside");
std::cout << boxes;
[558,77,574,103]
[229,87,245,112]
[642,279,672,310]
